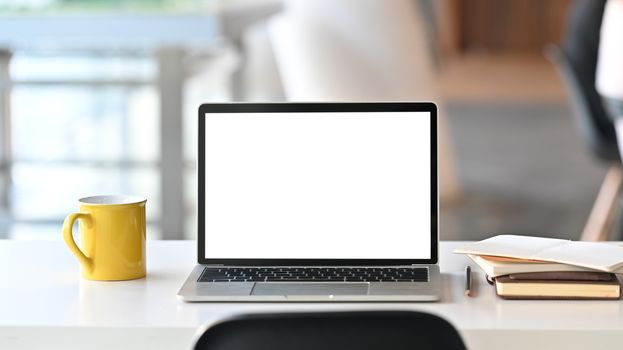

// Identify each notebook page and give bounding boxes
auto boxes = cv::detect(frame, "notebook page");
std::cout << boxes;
[537,242,623,272]
[469,254,599,278]
[453,235,569,259]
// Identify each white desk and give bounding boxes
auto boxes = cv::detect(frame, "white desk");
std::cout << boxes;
[1,240,623,350]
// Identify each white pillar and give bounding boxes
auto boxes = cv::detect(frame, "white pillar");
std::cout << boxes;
[157,48,186,239]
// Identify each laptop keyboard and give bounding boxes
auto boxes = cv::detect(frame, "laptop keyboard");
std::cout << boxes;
[198,267,428,283]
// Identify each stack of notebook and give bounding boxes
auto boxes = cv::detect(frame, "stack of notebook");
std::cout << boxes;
[454,235,623,300]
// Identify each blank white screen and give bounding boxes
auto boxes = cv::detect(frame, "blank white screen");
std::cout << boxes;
[204,112,431,259]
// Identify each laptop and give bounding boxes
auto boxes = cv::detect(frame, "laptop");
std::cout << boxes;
[178,102,441,302]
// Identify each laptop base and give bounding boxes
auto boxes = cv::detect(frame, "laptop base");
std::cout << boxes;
[177,265,441,302]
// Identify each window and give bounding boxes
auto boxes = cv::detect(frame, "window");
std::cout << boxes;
[0,51,163,239]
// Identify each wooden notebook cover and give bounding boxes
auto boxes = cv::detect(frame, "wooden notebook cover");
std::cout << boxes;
[494,275,621,300]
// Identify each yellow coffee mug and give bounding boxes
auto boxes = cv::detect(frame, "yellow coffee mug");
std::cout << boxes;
[62,195,147,281]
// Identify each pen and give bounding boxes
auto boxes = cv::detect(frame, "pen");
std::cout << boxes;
[465,265,472,297]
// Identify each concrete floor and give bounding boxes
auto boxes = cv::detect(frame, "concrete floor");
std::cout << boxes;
[440,102,609,241]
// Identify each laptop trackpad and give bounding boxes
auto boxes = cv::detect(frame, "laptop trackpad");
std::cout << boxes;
[251,283,369,296]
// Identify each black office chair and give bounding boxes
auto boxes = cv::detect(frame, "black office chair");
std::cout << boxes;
[193,311,467,350]
[546,0,622,241]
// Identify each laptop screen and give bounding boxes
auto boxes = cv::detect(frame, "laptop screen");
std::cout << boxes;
[202,109,434,261]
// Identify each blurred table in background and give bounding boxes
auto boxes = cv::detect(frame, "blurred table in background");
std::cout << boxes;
[0,0,282,240]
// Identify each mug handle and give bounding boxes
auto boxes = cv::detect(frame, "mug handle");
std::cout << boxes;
[62,213,93,273]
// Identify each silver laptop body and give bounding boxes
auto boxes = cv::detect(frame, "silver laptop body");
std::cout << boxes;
[178,102,441,302]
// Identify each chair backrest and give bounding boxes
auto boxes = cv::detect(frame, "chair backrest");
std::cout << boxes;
[193,311,467,350]
[547,0,619,162]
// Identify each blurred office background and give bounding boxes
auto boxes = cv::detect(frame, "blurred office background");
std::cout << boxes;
[0,0,608,241]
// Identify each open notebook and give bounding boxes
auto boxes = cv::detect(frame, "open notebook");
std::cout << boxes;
[467,254,610,278]
[454,235,623,273]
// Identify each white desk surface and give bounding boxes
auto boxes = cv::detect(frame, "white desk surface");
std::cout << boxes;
[2,240,623,350]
